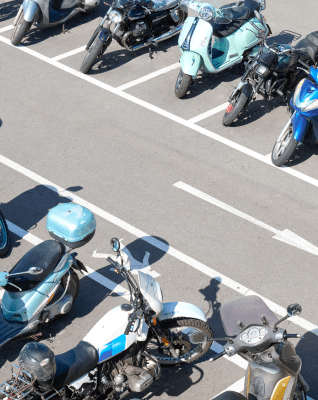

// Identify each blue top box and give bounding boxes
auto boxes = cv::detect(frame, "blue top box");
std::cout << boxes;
[47,203,96,249]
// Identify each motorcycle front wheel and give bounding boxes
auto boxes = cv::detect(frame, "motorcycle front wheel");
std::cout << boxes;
[145,318,213,365]
[222,83,252,126]
[80,35,109,74]
[175,69,192,99]
[271,121,298,167]
[11,10,33,46]
[0,210,10,258]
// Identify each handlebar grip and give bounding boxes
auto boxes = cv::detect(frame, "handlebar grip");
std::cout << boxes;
[284,333,302,339]
[107,257,118,267]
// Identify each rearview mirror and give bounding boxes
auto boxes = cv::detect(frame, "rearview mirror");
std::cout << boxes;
[111,237,120,253]
[254,10,263,23]
[28,267,43,275]
[287,303,302,316]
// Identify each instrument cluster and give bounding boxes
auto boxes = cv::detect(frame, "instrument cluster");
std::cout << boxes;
[240,326,268,345]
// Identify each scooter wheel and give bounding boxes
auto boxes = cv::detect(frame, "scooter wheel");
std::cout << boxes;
[175,69,192,99]
[11,11,32,46]
[271,121,299,167]
[0,210,10,258]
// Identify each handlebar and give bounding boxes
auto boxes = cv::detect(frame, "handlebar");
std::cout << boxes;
[284,333,303,339]
[107,256,118,267]
[209,350,226,362]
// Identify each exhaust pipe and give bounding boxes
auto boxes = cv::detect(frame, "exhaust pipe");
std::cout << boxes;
[122,24,183,52]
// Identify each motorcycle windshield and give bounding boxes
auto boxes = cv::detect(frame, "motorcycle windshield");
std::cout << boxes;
[220,295,278,337]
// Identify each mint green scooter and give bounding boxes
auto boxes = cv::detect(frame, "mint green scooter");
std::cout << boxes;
[175,0,269,98]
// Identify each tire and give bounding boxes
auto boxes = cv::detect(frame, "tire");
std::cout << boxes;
[0,210,10,258]
[145,318,213,365]
[80,35,107,74]
[175,69,192,99]
[86,25,102,50]
[271,121,298,167]
[11,10,33,46]
[222,85,251,126]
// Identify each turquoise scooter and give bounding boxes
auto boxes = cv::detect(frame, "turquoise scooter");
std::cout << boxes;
[175,0,269,98]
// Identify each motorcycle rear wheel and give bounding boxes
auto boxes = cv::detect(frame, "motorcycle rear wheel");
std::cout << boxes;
[80,36,107,74]
[11,11,33,46]
[0,210,10,258]
[175,69,192,99]
[145,317,213,365]
[222,84,251,126]
[271,121,298,167]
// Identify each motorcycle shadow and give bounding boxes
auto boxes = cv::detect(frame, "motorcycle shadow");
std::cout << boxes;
[87,35,179,74]
[296,330,318,397]
[0,0,21,23]
[283,143,318,167]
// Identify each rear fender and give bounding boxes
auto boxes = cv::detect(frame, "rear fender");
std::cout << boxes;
[22,0,39,22]
[180,52,202,77]
[158,302,206,322]
[291,112,311,142]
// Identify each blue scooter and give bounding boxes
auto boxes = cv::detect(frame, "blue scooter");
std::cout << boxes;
[271,33,318,166]
[0,203,96,348]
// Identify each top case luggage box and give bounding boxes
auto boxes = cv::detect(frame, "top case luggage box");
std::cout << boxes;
[47,204,96,249]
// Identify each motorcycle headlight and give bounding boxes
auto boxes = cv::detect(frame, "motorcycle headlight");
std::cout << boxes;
[255,64,269,77]
[109,10,123,23]
[302,99,318,112]
[199,6,213,21]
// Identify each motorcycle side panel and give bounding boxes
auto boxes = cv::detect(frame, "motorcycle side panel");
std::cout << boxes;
[291,112,311,142]
[158,302,206,322]
[22,0,39,22]
[180,51,202,77]
[83,305,138,363]
[178,16,195,48]
[1,255,73,322]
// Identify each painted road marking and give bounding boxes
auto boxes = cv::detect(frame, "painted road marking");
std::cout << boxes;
[210,378,245,398]
[188,102,229,124]
[0,155,318,336]
[0,25,14,33]
[2,34,318,191]
[174,181,318,256]
[51,45,86,61]
[116,63,180,91]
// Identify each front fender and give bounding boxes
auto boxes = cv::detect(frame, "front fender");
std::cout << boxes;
[22,0,39,22]
[158,302,206,322]
[180,52,202,78]
[291,111,311,142]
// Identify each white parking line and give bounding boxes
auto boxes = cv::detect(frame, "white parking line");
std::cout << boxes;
[210,378,245,398]
[2,34,318,191]
[188,102,229,124]
[116,62,180,91]
[51,45,86,61]
[0,153,318,337]
[0,25,14,33]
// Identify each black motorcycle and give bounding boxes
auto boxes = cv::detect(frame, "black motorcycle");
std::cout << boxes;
[80,0,187,74]
[222,28,317,126]
[0,209,10,258]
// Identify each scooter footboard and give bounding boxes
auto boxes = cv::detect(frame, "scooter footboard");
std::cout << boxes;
[158,302,206,322]
[180,52,202,78]
[22,0,39,22]
[291,112,311,142]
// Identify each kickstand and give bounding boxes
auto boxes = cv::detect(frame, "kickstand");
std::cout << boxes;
[149,46,154,59]
[62,23,66,34]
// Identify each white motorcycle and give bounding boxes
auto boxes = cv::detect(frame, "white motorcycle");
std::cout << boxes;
[0,238,213,400]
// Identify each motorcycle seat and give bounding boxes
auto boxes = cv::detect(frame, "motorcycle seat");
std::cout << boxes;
[213,392,246,400]
[5,240,64,292]
[212,0,260,39]
[53,341,99,389]
[295,31,318,62]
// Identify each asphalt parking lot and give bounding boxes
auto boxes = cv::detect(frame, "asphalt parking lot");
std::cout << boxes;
[1,0,318,399]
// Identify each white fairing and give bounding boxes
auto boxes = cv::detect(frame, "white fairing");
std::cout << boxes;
[84,306,138,363]
[138,271,163,316]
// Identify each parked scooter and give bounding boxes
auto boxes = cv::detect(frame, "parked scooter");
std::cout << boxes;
[210,295,309,400]
[11,0,100,46]
[0,237,213,400]
[223,32,318,126]
[0,203,95,348]
[175,0,269,99]
[80,0,187,74]
[272,33,318,166]
[0,209,10,258]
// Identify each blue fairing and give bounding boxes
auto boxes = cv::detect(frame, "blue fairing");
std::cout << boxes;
[291,112,311,142]
[99,334,126,362]
[0,272,8,287]
[309,66,318,85]
[292,78,318,117]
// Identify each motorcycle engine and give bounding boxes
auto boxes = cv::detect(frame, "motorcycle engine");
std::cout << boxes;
[130,21,150,37]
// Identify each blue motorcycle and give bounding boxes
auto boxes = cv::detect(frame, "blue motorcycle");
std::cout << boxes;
[0,203,96,348]
[271,33,318,166]
[0,210,10,258]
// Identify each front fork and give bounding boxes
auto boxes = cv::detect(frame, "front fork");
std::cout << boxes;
[86,8,112,50]
[150,318,179,358]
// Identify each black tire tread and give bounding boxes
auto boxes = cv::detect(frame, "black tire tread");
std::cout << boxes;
[0,210,10,258]
[175,70,192,99]
[271,134,298,167]
[80,36,105,74]
[11,17,32,46]
[223,88,249,126]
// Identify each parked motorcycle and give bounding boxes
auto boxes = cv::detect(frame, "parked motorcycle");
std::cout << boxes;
[174,0,269,99]
[210,295,309,400]
[0,209,10,258]
[0,237,213,400]
[271,34,318,166]
[80,0,187,73]
[11,0,100,46]
[0,203,95,348]
[222,30,318,126]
